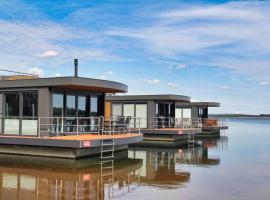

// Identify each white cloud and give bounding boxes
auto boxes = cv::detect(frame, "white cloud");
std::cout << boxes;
[54,73,61,77]
[98,75,107,80]
[168,82,178,88]
[159,4,265,22]
[106,2,270,77]
[140,78,160,85]
[27,67,44,76]
[221,85,229,89]
[260,81,269,85]
[176,64,187,69]
[38,50,58,58]
[0,20,121,72]
[106,70,114,75]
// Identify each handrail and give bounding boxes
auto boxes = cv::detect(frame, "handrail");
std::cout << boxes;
[150,117,202,129]
[0,68,39,77]
[38,116,142,138]
[103,116,141,135]
[150,116,228,129]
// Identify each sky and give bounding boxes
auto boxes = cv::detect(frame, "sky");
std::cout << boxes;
[0,0,270,114]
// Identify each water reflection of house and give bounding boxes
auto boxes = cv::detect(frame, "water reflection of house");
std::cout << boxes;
[128,148,190,188]
[175,137,228,165]
[129,137,227,179]
[0,153,143,200]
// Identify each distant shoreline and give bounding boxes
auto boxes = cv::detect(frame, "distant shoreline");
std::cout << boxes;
[209,114,270,118]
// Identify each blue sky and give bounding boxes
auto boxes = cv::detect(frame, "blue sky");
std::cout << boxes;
[0,0,270,114]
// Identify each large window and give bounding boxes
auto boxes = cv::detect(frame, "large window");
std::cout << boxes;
[66,95,76,116]
[175,107,192,119]
[136,104,147,128]
[112,103,147,128]
[175,108,183,119]
[78,96,87,116]
[53,93,64,117]
[4,93,20,134]
[123,104,134,118]
[22,92,38,135]
[183,108,191,118]
[90,96,98,116]
[52,92,102,118]
[199,107,208,118]
[156,103,174,117]
[4,92,38,135]
[23,92,38,117]
[124,104,135,128]
[112,104,122,117]
[5,93,19,117]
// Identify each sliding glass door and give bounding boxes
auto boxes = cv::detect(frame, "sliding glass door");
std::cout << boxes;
[136,104,147,128]
[21,92,38,135]
[4,93,20,134]
[111,103,148,128]
[3,91,38,135]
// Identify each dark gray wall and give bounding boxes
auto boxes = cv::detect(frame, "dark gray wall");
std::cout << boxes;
[191,106,199,118]
[147,100,156,128]
[38,88,52,118]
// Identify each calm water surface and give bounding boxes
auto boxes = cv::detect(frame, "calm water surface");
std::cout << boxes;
[0,119,270,200]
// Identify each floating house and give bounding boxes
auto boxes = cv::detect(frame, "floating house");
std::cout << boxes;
[106,94,220,127]
[0,62,143,158]
[106,94,228,142]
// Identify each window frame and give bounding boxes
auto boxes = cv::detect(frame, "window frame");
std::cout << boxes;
[1,90,38,135]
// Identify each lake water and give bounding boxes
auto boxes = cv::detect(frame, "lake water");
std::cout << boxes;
[0,119,270,200]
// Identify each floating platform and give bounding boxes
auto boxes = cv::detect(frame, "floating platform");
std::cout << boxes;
[133,128,201,147]
[0,133,143,159]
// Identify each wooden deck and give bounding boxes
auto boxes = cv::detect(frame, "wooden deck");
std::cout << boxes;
[50,133,141,140]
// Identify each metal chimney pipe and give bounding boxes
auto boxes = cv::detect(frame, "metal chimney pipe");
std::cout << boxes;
[74,59,78,77]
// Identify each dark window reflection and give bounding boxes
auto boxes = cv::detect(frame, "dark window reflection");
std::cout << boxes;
[78,96,86,116]
[53,93,64,116]
[23,92,38,117]
[5,93,20,117]
[66,95,76,116]
[90,96,98,116]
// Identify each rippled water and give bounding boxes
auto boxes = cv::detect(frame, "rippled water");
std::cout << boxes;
[0,119,270,200]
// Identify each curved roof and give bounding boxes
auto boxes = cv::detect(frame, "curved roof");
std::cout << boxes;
[106,94,191,102]
[0,76,128,93]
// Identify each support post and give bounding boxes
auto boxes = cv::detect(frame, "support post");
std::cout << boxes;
[38,117,40,138]
[76,117,79,136]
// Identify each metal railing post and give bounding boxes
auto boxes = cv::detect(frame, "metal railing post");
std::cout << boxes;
[61,116,64,132]
[109,117,112,135]
[97,117,100,134]
[102,116,104,135]
[56,117,59,137]
[76,117,79,136]
[38,117,40,138]
[139,118,141,134]
[128,118,131,134]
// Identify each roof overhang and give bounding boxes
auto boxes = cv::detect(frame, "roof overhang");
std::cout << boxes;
[106,94,191,102]
[175,102,220,107]
[0,76,128,93]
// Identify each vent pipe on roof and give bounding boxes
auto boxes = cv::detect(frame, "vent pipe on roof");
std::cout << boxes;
[74,58,78,77]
